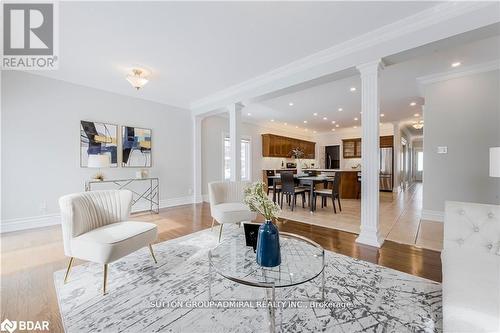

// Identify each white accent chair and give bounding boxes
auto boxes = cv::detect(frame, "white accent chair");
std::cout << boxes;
[208,181,257,242]
[442,201,500,332]
[59,190,158,295]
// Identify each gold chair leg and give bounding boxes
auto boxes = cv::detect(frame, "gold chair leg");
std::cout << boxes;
[63,257,74,284]
[103,264,108,296]
[211,218,216,231]
[218,224,223,243]
[148,244,158,264]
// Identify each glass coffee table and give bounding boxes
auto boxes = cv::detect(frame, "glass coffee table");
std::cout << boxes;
[208,232,325,332]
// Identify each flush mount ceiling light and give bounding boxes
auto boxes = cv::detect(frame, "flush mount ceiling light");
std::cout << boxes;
[289,102,294,106]
[451,61,461,68]
[126,68,150,90]
[338,108,343,112]
[412,120,424,129]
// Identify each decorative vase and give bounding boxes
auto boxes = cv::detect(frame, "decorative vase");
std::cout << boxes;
[256,220,281,267]
[296,162,302,175]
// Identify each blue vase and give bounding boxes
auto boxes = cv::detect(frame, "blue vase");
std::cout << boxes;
[256,220,281,267]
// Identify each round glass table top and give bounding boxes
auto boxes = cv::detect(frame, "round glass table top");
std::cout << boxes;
[208,232,325,288]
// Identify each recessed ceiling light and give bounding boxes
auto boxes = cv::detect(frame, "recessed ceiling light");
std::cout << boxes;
[313,112,318,116]
[451,62,461,68]
[313,130,317,133]
[331,120,336,124]
[350,87,356,92]
[331,128,336,132]
[338,108,343,112]
[304,128,308,132]
[410,102,417,106]
[354,117,358,121]
[284,122,288,126]
[295,126,299,128]
[380,113,385,117]
[323,117,328,120]
[270,119,275,122]
[289,102,294,106]
[414,113,420,117]
[303,120,308,124]
[353,126,357,129]
[335,124,339,128]
[247,113,251,116]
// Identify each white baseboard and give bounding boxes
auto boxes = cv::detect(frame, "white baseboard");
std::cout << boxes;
[421,209,444,222]
[202,194,209,202]
[0,213,61,233]
[1,196,195,234]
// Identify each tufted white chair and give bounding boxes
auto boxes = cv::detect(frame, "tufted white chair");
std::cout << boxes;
[59,190,158,295]
[208,181,257,242]
[442,201,500,332]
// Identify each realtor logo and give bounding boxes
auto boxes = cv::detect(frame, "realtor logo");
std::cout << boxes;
[0,318,50,332]
[2,2,58,70]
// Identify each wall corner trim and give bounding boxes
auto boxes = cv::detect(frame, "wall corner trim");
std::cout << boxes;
[421,209,444,223]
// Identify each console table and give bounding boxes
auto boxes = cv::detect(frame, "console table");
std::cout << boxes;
[84,177,159,214]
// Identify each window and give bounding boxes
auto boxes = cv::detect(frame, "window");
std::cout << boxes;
[417,151,424,172]
[224,137,251,181]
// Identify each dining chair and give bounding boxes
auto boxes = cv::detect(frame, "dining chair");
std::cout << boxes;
[313,172,342,213]
[280,172,308,211]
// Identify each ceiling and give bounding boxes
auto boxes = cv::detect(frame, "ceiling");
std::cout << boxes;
[34,1,441,108]
[244,32,500,133]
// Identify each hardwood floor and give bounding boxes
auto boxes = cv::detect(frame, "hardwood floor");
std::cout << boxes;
[0,203,441,331]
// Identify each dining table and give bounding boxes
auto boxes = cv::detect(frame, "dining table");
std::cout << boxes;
[267,174,335,212]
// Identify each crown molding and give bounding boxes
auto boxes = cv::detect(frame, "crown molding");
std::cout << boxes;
[417,59,500,87]
[191,1,497,115]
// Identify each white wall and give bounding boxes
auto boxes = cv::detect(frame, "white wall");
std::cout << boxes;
[313,124,394,169]
[1,71,194,230]
[422,70,500,216]
[201,115,315,196]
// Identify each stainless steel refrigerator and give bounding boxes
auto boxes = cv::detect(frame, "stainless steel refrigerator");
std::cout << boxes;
[380,147,393,191]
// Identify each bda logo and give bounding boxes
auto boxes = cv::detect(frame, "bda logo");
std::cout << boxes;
[0,319,16,333]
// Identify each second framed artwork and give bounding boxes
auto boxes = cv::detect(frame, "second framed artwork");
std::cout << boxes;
[122,126,152,167]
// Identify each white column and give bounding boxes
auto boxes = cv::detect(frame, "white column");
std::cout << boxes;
[193,115,203,203]
[392,122,401,193]
[228,103,242,181]
[356,60,384,248]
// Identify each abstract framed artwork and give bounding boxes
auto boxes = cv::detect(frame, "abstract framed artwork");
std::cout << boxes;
[80,120,118,167]
[122,126,152,167]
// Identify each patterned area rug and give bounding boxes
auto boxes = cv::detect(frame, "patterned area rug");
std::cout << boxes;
[54,225,442,332]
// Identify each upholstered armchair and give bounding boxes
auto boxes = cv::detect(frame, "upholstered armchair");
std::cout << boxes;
[208,181,257,242]
[442,201,500,332]
[59,190,158,295]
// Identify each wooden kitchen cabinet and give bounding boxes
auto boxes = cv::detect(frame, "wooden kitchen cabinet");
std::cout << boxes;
[342,138,362,158]
[262,134,315,158]
[342,135,393,158]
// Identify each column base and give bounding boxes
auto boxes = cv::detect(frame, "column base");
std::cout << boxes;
[355,230,384,248]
